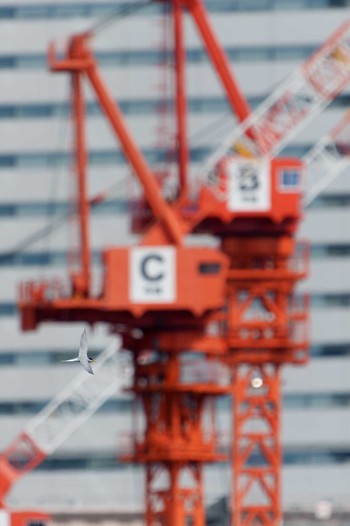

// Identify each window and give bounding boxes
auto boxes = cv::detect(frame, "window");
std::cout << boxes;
[1,94,350,121]
[279,168,301,191]
[311,244,350,257]
[199,262,221,274]
[0,45,325,72]
[0,1,339,20]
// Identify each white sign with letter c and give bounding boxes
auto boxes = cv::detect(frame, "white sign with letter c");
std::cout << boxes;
[130,246,176,303]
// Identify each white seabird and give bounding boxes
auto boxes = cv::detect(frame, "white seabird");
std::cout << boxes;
[61,329,94,374]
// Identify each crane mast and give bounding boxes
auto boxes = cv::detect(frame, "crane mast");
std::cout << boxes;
[21,3,236,524]
[16,3,350,526]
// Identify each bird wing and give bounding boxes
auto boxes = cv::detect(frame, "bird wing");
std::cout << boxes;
[61,357,79,363]
[78,328,89,361]
[80,355,94,375]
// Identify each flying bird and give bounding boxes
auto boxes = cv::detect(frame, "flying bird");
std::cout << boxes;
[61,329,94,374]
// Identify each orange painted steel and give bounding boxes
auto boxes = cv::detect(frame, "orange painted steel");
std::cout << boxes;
[173,0,189,198]
[19,246,228,329]
[182,0,252,126]
[222,234,308,526]
[19,19,233,525]
[49,35,184,247]
[232,364,282,526]
[71,69,91,298]
[17,3,312,525]
[10,510,51,526]
[124,331,229,526]
[0,432,47,507]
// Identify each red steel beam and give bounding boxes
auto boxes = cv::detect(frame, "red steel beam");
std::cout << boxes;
[173,0,189,198]
[50,35,184,246]
[71,70,91,297]
[185,0,252,125]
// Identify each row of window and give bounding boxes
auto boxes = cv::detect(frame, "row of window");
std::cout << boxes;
[0,200,129,217]
[1,390,350,416]
[0,251,102,267]
[1,294,350,316]
[0,397,131,415]
[0,144,313,168]
[27,445,350,471]
[0,97,260,119]
[0,190,346,219]
[1,94,350,120]
[311,294,350,307]
[0,343,348,368]
[308,194,350,209]
[0,148,203,168]
[312,244,350,257]
[0,0,340,21]
[0,45,318,70]
[0,243,349,268]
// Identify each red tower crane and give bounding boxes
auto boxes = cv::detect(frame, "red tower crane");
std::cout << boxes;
[20,6,234,524]
[17,3,350,526]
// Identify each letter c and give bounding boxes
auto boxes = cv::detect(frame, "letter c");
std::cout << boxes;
[141,254,164,282]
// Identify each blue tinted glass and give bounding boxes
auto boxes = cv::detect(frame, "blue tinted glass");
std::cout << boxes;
[280,169,300,188]
[0,46,318,71]
[0,1,337,20]
[0,94,349,121]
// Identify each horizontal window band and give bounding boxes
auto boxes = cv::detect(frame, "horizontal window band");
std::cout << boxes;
[0,191,346,218]
[1,390,350,415]
[0,244,349,268]
[0,342,348,370]
[2,294,350,316]
[0,45,318,70]
[0,144,316,168]
[0,0,334,21]
[19,445,350,471]
[0,93,349,119]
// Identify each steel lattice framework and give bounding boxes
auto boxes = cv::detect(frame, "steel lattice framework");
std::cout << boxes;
[15,3,350,526]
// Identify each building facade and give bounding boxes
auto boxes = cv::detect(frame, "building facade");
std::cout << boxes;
[0,0,350,518]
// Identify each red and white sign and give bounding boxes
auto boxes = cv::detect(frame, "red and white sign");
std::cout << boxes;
[227,158,270,212]
[130,246,176,303]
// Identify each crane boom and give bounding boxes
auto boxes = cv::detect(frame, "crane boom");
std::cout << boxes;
[303,110,350,205]
[0,342,131,505]
[200,19,350,189]
[48,35,185,247]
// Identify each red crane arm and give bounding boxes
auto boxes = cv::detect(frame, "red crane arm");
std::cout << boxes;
[184,0,252,126]
[49,35,184,247]
[0,433,46,507]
